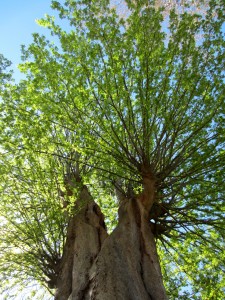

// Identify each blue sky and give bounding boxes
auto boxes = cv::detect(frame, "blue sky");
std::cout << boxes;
[0,0,55,80]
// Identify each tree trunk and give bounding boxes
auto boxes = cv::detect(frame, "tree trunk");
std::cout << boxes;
[55,182,168,300]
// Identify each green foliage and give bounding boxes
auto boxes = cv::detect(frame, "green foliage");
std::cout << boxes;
[0,54,12,85]
[159,230,225,299]
[0,0,225,298]
[0,151,65,298]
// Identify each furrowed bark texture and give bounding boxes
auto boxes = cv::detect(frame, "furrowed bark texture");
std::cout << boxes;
[55,180,168,300]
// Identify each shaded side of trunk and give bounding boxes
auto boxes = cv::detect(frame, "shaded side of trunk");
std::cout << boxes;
[55,180,168,300]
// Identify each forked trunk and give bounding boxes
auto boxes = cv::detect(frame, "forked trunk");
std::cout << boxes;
[55,183,168,300]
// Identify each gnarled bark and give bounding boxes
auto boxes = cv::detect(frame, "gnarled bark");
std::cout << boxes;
[55,180,168,300]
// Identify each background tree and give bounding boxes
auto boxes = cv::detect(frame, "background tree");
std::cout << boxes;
[0,0,225,299]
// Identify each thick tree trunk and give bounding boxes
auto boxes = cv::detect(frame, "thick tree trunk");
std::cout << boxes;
[55,182,168,300]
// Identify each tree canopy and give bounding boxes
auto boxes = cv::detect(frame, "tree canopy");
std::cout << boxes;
[0,0,225,299]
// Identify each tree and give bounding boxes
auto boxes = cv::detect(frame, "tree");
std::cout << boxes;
[0,0,225,299]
